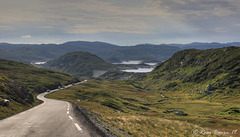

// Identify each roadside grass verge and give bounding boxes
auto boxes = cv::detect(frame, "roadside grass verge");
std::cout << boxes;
[0,98,41,120]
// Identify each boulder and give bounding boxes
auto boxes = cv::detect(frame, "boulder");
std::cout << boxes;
[175,110,188,116]
[0,99,10,107]
[206,84,215,91]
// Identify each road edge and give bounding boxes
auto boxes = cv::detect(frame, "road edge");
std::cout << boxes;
[71,102,118,137]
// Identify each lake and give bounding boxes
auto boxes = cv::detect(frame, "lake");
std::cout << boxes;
[115,60,157,73]
[144,63,157,66]
[121,68,154,73]
[114,60,143,65]
[34,62,46,65]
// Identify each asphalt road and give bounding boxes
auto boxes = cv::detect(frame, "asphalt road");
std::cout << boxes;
[0,80,94,137]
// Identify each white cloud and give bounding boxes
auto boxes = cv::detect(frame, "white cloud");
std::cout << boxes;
[21,35,32,38]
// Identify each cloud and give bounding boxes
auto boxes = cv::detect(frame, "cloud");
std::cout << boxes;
[1,0,240,44]
[67,28,147,34]
[145,0,240,19]
[0,26,11,30]
[21,35,32,38]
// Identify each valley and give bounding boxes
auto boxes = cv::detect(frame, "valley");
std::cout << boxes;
[43,51,159,77]
[2,0,240,136]
[0,43,239,137]
[46,46,240,136]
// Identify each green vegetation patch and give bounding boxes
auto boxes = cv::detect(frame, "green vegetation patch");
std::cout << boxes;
[0,58,80,119]
[0,59,80,92]
[217,107,240,115]
[47,80,235,136]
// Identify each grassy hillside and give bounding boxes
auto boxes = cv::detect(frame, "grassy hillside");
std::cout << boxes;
[143,46,240,96]
[0,59,80,92]
[0,59,80,119]
[45,51,114,77]
[0,75,35,119]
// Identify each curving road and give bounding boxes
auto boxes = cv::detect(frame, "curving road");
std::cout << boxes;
[0,80,95,137]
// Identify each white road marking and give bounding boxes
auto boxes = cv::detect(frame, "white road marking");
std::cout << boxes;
[67,111,69,114]
[74,123,83,132]
[66,102,70,107]
[68,116,73,120]
[67,108,69,111]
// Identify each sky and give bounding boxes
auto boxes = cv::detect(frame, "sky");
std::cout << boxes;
[0,0,240,45]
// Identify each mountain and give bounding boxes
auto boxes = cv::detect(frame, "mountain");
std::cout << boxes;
[179,42,240,49]
[0,41,180,63]
[44,51,114,77]
[0,58,80,119]
[142,46,240,97]
[0,48,18,60]
[1,41,239,64]
[0,59,79,93]
[109,44,180,61]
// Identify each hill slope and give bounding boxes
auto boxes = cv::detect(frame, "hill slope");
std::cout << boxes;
[0,58,80,119]
[0,59,79,93]
[0,76,34,105]
[143,46,240,96]
[45,51,114,77]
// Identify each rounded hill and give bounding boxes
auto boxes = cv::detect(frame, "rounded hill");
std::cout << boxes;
[45,51,114,77]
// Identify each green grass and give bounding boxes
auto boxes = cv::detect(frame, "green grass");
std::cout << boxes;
[47,80,237,136]
[0,58,81,119]
[0,59,80,92]
[143,47,240,96]
[0,98,42,119]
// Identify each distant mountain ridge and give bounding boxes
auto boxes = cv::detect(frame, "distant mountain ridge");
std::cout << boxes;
[44,51,114,77]
[0,41,180,63]
[179,42,240,49]
[0,41,239,63]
